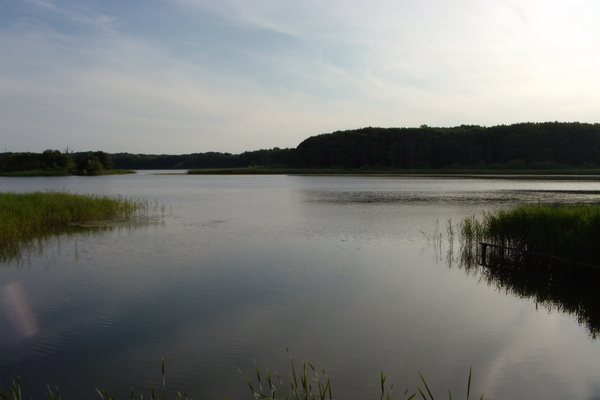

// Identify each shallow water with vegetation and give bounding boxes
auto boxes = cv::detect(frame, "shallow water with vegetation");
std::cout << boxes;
[0,192,151,262]
[2,172,600,399]
[461,203,600,266]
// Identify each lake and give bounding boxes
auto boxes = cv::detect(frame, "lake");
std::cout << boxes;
[1,173,600,399]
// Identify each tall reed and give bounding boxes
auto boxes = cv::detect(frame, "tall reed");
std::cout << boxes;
[0,191,149,260]
[460,204,600,266]
[1,356,483,400]
[241,349,333,400]
[240,350,482,400]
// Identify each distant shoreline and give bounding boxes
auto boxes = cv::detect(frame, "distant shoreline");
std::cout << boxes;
[186,167,600,179]
[0,169,135,177]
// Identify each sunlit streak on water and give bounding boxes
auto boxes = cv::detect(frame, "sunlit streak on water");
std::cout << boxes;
[0,282,40,343]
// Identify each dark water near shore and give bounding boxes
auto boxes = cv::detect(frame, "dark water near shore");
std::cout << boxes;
[2,173,600,399]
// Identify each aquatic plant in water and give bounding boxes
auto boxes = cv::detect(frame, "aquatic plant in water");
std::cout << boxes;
[1,354,483,400]
[240,350,482,400]
[455,205,600,339]
[0,191,159,262]
[460,204,600,266]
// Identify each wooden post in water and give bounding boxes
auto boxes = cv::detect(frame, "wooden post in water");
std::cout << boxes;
[480,243,487,266]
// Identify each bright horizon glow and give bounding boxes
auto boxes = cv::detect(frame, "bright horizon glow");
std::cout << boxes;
[1,0,599,154]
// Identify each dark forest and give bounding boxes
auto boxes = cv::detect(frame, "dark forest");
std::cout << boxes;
[3,122,600,172]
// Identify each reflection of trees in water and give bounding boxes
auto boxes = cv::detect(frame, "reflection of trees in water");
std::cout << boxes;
[0,219,164,267]
[0,226,111,266]
[454,241,600,339]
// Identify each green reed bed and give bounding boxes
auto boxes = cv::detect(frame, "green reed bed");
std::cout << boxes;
[461,204,600,266]
[0,192,148,257]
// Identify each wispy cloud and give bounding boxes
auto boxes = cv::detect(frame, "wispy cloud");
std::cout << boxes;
[1,0,599,153]
[23,0,120,33]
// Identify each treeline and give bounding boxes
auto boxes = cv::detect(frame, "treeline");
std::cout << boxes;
[292,122,600,169]
[0,150,115,175]
[3,122,600,172]
[111,122,600,170]
[110,148,293,170]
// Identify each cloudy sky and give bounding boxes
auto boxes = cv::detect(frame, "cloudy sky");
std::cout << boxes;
[1,0,599,154]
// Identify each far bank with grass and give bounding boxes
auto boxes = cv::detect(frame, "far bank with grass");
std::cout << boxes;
[187,166,600,177]
[0,169,135,177]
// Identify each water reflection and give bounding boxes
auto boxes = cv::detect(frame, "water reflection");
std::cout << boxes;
[0,219,165,266]
[3,175,600,399]
[0,282,40,343]
[1,227,102,265]
[454,241,600,339]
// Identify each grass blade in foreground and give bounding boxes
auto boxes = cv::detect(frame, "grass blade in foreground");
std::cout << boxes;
[415,369,483,400]
[1,358,482,400]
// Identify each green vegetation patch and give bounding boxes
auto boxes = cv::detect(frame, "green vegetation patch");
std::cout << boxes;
[0,150,135,176]
[0,192,147,260]
[461,204,600,266]
[0,170,73,177]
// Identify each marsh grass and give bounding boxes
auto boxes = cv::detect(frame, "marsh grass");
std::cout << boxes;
[95,358,191,400]
[421,220,444,260]
[1,355,483,400]
[460,204,600,266]
[240,350,482,400]
[241,350,333,400]
[1,359,190,400]
[414,368,483,400]
[0,191,153,261]
[452,205,600,338]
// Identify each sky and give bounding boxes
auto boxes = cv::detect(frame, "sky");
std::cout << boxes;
[1,0,600,154]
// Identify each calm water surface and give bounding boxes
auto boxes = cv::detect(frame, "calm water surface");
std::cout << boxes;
[2,173,600,399]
